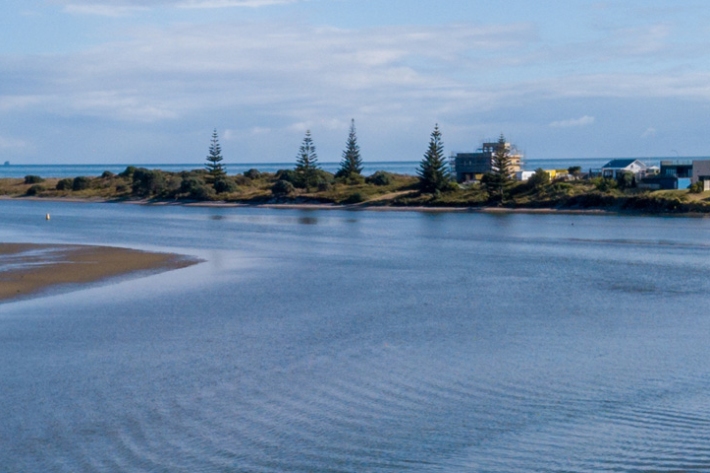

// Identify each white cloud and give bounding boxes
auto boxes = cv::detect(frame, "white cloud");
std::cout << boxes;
[0,21,534,125]
[62,4,149,16]
[549,116,596,128]
[58,0,298,15]
[642,127,657,138]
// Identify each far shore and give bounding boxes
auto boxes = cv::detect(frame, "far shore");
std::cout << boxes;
[2,195,700,217]
[0,243,198,303]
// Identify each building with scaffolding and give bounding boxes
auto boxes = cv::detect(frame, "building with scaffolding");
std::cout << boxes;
[453,140,523,183]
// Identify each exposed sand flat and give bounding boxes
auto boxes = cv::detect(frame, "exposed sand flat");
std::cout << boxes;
[0,243,196,302]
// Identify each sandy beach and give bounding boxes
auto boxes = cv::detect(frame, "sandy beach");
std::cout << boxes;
[0,243,196,302]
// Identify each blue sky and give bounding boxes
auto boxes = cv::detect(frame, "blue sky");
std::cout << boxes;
[2,0,710,164]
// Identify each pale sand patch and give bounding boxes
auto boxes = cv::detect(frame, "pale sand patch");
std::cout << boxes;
[0,243,197,303]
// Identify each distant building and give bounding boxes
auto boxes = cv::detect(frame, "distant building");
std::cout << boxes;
[454,141,522,183]
[638,160,710,190]
[692,160,710,190]
[660,160,692,189]
[601,159,648,179]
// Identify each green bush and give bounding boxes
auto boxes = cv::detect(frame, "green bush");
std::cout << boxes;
[26,184,45,196]
[272,180,295,196]
[617,171,635,189]
[119,166,137,178]
[24,175,44,184]
[592,177,617,192]
[131,168,166,197]
[275,169,298,184]
[72,176,92,191]
[214,178,238,194]
[244,168,261,179]
[528,168,550,189]
[101,170,115,179]
[342,174,365,186]
[366,171,393,186]
[689,181,704,193]
[344,192,366,204]
[317,180,332,192]
[56,178,73,191]
[179,176,214,200]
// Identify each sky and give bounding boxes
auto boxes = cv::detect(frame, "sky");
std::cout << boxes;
[2,0,710,164]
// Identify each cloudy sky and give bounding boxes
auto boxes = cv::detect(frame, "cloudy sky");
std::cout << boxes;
[2,0,710,164]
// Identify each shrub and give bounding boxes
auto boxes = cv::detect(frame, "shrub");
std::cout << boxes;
[72,176,92,191]
[317,180,332,192]
[24,175,44,184]
[56,178,73,190]
[233,175,251,186]
[272,180,295,196]
[179,176,214,200]
[527,168,550,189]
[101,170,115,179]
[366,171,393,186]
[592,177,617,192]
[617,171,635,189]
[244,168,261,179]
[131,168,166,197]
[568,166,582,176]
[342,174,365,186]
[344,192,366,204]
[26,184,45,196]
[689,181,704,193]
[119,166,137,178]
[213,178,238,194]
[275,169,298,184]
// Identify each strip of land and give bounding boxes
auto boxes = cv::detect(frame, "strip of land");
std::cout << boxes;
[0,243,197,303]
[4,169,710,215]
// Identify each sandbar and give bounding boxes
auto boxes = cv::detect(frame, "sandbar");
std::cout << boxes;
[0,243,197,303]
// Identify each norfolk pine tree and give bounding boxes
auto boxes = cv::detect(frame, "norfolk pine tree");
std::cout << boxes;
[295,130,320,191]
[205,129,226,190]
[488,133,513,203]
[417,124,450,194]
[336,119,363,179]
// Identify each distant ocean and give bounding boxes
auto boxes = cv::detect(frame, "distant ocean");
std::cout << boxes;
[0,157,703,179]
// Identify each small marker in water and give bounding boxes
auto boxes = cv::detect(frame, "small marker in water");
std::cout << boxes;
[46,213,50,220]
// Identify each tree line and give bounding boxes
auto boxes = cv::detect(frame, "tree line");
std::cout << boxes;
[205,122,516,201]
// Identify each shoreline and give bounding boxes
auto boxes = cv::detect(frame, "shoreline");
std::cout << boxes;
[3,195,704,217]
[6,195,710,218]
[0,243,198,303]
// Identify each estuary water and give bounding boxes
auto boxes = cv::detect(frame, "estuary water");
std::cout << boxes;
[2,201,710,472]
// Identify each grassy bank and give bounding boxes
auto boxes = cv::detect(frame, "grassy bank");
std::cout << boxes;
[3,168,710,214]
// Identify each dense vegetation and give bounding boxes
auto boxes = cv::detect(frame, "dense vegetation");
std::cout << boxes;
[4,167,710,214]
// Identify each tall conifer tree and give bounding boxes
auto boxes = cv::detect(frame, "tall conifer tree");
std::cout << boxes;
[295,130,320,191]
[487,133,512,203]
[337,119,363,178]
[417,124,450,193]
[205,128,226,188]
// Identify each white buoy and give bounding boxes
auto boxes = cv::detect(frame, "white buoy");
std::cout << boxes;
[45,213,50,220]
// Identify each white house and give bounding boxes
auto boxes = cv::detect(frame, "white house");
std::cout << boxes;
[601,159,648,179]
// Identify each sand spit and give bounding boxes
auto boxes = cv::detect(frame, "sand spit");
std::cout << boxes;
[0,243,197,303]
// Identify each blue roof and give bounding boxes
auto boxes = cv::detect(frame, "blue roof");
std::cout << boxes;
[602,159,640,169]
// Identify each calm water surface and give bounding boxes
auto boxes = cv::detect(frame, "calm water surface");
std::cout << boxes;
[2,201,710,472]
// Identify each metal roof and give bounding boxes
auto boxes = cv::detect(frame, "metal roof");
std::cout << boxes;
[602,159,644,169]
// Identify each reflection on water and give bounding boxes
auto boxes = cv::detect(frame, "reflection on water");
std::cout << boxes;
[2,201,710,472]
[297,216,318,225]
